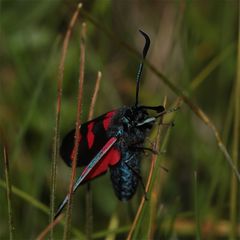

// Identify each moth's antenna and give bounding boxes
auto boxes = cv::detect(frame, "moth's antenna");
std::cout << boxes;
[135,30,151,107]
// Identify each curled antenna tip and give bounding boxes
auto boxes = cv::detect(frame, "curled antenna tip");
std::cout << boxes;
[138,30,150,58]
[135,30,151,107]
[138,29,147,36]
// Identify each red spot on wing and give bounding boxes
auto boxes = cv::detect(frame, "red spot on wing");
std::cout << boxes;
[85,147,121,181]
[87,122,95,149]
[105,147,121,165]
[103,111,116,130]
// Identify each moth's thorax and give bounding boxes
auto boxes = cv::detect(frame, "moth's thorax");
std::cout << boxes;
[106,106,154,153]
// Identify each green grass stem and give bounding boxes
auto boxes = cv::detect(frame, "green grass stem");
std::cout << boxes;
[229,3,240,239]
[194,171,201,240]
[3,145,14,240]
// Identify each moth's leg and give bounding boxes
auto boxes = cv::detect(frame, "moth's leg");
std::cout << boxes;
[129,137,159,153]
[129,146,158,155]
[124,160,148,200]
[127,148,169,174]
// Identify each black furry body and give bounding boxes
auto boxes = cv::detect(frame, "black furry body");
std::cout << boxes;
[107,106,154,200]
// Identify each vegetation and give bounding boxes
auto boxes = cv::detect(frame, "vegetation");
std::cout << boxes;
[0,1,239,239]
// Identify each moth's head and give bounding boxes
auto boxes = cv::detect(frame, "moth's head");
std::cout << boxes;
[133,105,165,128]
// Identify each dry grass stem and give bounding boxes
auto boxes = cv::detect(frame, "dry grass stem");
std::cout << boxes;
[229,3,240,238]
[36,214,64,240]
[63,22,87,239]
[88,71,102,120]
[50,4,82,238]
[85,71,102,239]
[127,105,165,240]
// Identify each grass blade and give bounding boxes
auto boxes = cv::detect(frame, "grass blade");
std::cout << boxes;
[88,71,102,120]
[86,71,102,240]
[63,22,86,240]
[127,101,169,239]
[50,3,81,239]
[194,171,201,239]
[3,143,14,240]
[229,2,240,239]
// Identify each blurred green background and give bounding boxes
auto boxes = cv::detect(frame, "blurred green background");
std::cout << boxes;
[0,0,239,239]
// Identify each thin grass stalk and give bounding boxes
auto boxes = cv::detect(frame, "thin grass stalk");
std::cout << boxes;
[86,71,102,240]
[127,106,166,240]
[63,22,87,240]
[50,4,82,239]
[36,213,86,240]
[128,99,168,239]
[229,3,240,239]
[3,144,14,240]
[145,153,163,239]
[126,155,155,240]
[81,9,240,183]
[194,172,201,239]
[36,215,64,240]
[200,63,234,210]
[86,183,93,240]
[134,107,179,239]
[149,182,162,238]
[147,97,178,238]
[147,125,173,238]
[134,124,174,239]
[132,124,168,239]
[206,83,234,221]
[88,71,102,120]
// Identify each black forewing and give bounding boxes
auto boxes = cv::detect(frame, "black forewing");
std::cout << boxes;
[60,110,116,167]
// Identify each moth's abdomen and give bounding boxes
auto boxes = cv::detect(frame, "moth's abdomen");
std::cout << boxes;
[110,153,140,201]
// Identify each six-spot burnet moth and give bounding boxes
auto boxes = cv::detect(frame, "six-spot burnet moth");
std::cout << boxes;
[55,30,170,219]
